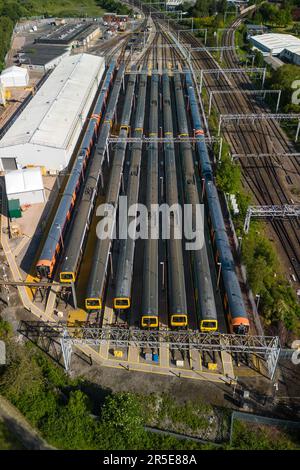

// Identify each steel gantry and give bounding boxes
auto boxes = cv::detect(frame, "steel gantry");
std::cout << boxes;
[194,68,266,93]
[218,113,300,141]
[243,205,300,233]
[188,45,238,62]
[176,28,208,44]
[208,89,282,116]
[18,320,281,379]
[107,135,223,160]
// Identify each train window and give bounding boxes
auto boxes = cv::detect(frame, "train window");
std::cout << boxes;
[114,298,130,309]
[141,316,158,327]
[85,298,101,309]
[60,272,75,282]
[201,320,218,331]
[233,324,249,335]
[171,315,187,326]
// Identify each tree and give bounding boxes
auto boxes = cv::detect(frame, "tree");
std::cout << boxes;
[216,152,241,194]
[100,392,145,449]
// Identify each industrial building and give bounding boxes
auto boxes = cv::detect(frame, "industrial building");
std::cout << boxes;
[250,33,300,56]
[0,66,29,88]
[5,168,45,205]
[18,44,70,72]
[0,54,105,172]
[35,22,101,48]
[280,45,300,65]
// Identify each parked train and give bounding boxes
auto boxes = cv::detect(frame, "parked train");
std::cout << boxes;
[85,67,137,311]
[174,73,218,332]
[36,61,116,279]
[113,71,148,314]
[184,70,250,335]
[163,73,188,328]
[140,73,160,328]
[59,65,125,284]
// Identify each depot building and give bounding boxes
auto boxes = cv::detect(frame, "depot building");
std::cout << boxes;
[0,53,105,173]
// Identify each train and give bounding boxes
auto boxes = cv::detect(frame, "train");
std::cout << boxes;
[36,61,116,279]
[113,71,148,313]
[85,67,137,312]
[184,70,250,335]
[59,65,126,284]
[141,73,160,328]
[173,73,218,332]
[162,73,188,328]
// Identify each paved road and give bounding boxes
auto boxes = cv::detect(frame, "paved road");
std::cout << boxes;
[0,395,55,450]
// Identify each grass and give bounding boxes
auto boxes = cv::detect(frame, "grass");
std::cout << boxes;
[20,0,104,18]
[230,420,300,450]
[0,419,25,450]
[137,393,220,440]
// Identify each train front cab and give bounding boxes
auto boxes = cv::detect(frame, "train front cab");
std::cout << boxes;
[170,314,188,328]
[113,297,130,310]
[231,316,250,335]
[200,319,218,332]
[36,259,52,279]
[141,315,159,329]
[60,272,76,283]
[85,298,102,311]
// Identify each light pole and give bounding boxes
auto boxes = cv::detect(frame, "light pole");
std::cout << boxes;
[160,261,165,289]
[238,236,242,255]
[56,223,64,250]
[217,262,222,289]
[255,293,260,311]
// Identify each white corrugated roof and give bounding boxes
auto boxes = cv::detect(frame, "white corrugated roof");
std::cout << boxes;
[1,65,28,76]
[5,168,44,194]
[282,45,300,54]
[251,33,300,54]
[0,54,104,150]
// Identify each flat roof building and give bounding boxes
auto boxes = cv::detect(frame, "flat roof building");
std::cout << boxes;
[5,168,45,205]
[18,44,70,72]
[250,33,300,56]
[35,22,101,47]
[0,66,29,88]
[0,54,105,172]
[280,45,300,65]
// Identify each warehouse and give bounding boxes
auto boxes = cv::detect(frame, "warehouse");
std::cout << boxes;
[0,54,105,172]
[280,45,300,65]
[18,44,70,72]
[250,33,300,56]
[5,168,45,205]
[0,66,29,87]
[35,22,101,48]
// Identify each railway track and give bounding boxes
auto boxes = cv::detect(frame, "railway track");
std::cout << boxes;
[160,17,300,286]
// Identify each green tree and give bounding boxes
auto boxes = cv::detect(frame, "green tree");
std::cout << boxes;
[100,392,144,449]
[216,152,241,194]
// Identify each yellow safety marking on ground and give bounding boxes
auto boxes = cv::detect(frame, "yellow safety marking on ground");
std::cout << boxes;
[159,343,169,368]
[190,348,201,371]
[25,274,39,301]
[78,344,224,382]
[0,212,53,323]
[99,305,113,359]
[128,345,140,363]
[221,350,234,379]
